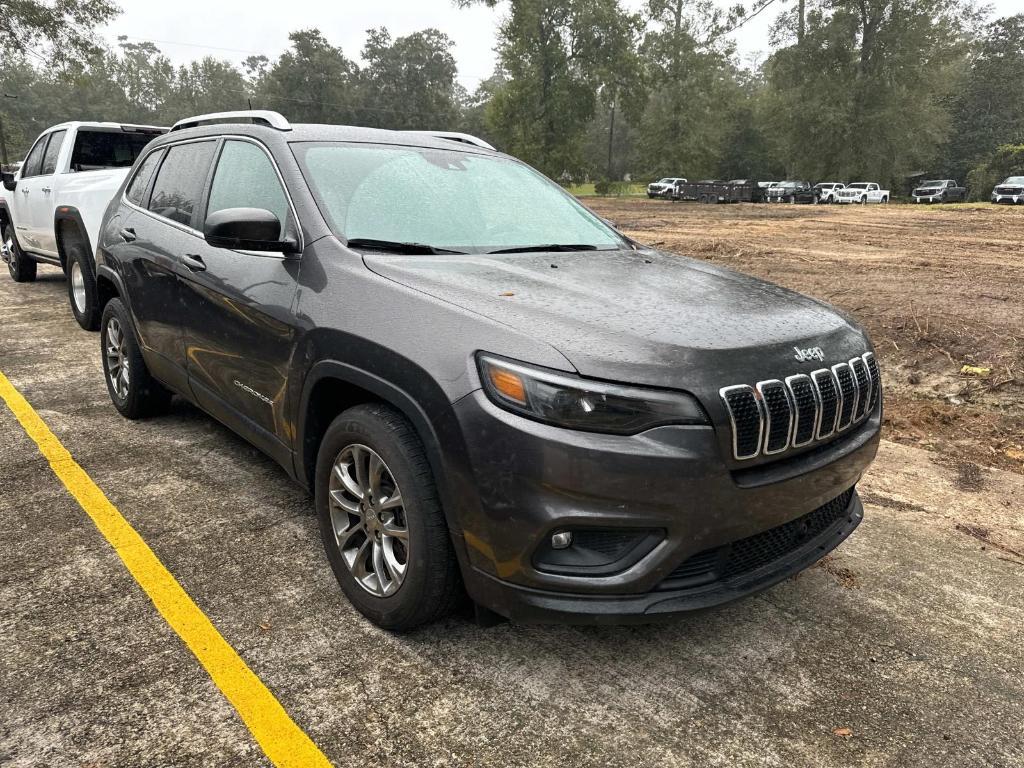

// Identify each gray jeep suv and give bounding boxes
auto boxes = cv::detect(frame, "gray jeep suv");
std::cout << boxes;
[94,110,881,629]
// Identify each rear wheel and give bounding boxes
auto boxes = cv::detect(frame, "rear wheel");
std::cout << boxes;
[67,242,100,330]
[100,298,172,419]
[4,225,37,283]
[316,403,462,630]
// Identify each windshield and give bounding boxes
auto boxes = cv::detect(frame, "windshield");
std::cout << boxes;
[1003,176,1024,185]
[294,142,625,253]
[847,183,868,189]
[921,180,944,187]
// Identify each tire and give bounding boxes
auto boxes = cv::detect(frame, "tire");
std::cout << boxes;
[67,240,100,331]
[788,195,796,204]
[860,196,867,204]
[100,298,172,419]
[315,403,462,631]
[881,196,889,204]
[4,224,37,283]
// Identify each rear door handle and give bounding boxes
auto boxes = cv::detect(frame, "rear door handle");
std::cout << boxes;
[182,253,206,272]
[20,188,29,195]
[41,187,52,194]
[119,227,136,242]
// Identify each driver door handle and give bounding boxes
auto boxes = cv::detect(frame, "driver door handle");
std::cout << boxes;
[20,188,29,195]
[41,187,52,194]
[182,253,206,272]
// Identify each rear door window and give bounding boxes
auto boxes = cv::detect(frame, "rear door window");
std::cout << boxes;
[125,149,165,207]
[21,135,49,178]
[70,130,161,172]
[147,141,217,228]
[206,140,290,234]
[40,130,67,175]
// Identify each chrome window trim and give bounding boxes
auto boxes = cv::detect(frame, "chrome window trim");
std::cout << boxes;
[831,362,856,431]
[756,379,792,456]
[784,373,818,448]
[811,368,838,439]
[719,384,764,461]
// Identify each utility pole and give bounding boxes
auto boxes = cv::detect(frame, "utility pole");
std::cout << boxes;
[607,100,616,181]
[0,93,17,167]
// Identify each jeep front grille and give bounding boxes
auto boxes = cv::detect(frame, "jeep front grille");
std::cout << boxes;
[720,352,879,461]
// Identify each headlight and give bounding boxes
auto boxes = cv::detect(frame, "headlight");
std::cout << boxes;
[477,354,709,434]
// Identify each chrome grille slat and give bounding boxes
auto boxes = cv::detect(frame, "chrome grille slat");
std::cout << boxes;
[757,380,793,455]
[849,357,870,421]
[720,351,881,462]
[720,385,764,460]
[832,362,856,430]
[811,368,839,439]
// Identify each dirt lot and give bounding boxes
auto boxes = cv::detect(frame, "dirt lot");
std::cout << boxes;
[588,199,1024,476]
[1,216,1023,767]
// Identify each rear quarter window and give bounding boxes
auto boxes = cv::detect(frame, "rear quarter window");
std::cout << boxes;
[147,141,217,228]
[125,149,165,207]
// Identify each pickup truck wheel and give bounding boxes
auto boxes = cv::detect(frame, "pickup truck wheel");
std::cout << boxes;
[860,195,867,204]
[100,298,172,419]
[788,195,796,204]
[316,403,462,631]
[67,243,100,330]
[4,225,37,283]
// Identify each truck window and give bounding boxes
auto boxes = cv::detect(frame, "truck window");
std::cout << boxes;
[70,130,159,172]
[21,135,49,178]
[40,129,67,175]
[206,140,289,233]
[125,149,165,207]
[147,141,217,228]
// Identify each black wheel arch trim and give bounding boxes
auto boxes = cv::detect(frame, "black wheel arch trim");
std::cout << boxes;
[54,206,93,270]
[295,359,476,556]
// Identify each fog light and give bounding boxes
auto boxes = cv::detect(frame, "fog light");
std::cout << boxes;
[551,531,573,550]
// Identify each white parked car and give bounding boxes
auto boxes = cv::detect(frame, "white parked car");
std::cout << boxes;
[835,182,889,204]
[647,177,686,198]
[814,182,846,203]
[1,121,167,328]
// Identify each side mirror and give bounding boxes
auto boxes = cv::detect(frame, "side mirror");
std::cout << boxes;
[1,171,16,192]
[203,207,299,256]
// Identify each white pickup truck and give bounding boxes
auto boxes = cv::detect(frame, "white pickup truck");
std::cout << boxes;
[1,121,166,328]
[834,182,890,204]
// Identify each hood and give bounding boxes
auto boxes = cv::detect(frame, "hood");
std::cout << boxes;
[364,248,869,391]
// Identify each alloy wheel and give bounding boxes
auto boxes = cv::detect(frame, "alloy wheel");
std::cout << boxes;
[71,260,87,312]
[328,443,408,597]
[3,234,14,277]
[105,317,130,400]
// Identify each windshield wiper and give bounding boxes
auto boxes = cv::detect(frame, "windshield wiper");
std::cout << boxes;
[487,243,602,254]
[345,238,466,255]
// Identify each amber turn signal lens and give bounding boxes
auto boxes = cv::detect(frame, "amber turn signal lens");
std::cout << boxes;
[488,367,527,405]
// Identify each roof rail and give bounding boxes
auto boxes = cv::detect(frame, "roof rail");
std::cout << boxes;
[170,110,292,132]
[404,131,495,150]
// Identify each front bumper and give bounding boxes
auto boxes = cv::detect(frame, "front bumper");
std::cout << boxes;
[451,389,880,623]
[993,194,1023,204]
[914,194,941,203]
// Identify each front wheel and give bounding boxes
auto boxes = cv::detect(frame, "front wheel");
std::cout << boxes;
[4,225,37,283]
[860,195,867,204]
[67,242,100,330]
[316,404,462,630]
[101,298,172,419]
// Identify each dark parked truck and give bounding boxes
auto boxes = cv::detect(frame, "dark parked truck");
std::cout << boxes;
[992,176,1024,204]
[766,180,819,204]
[912,179,967,204]
[94,111,881,629]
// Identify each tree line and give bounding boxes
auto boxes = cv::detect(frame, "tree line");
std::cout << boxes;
[2,0,1022,197]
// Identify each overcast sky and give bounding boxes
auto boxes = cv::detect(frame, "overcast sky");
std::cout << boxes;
[100,0,1019,92]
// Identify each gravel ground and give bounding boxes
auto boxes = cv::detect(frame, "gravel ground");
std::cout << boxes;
[1,264,1022,768]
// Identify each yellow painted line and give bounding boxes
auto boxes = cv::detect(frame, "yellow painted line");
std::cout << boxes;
[0,371,332,768]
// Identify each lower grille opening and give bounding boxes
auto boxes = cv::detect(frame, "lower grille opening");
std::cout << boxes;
[658,488,855,591]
